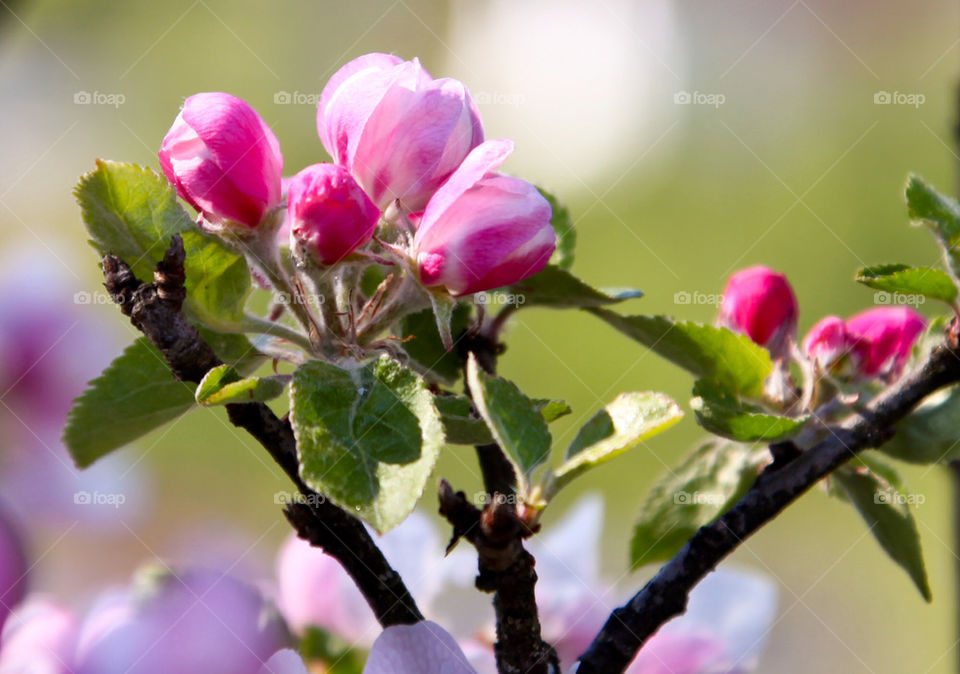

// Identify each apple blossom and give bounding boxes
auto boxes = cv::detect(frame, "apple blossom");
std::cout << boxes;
[414,139,555,295]
[845,306,926,379]
[802,315,849,370]
[159,92,283,228]
[288,163,380,265]
[318,53,483,212]
[718,266,798,359]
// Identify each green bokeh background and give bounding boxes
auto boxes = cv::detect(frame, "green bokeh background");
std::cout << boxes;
[1,1,957,671]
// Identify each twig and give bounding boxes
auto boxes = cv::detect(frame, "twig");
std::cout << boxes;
[438,330,558,674]
[101,235,423,628]
[439,481,559,674]
[578,327,960,673]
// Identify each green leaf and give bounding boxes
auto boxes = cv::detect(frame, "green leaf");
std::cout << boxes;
[466,355,552,491]
[291,355,444,533]
[396,305,472,385]
[429,293,457,352]
[76,160,194,280]
[436,395,573,446]
[195,365,289,406]
[75,160,251,330]
[691,380,808,442]
[833,463,931,601]
[631,440,760,568]
[550,392,682,494]
[879,386,960,464]
[539,188,576,270]
[63,338,196,467]
[534,399,573,423]
[435,395,493,445]
[298,627,364,674]
[180,230,252,328]
[507,266,642,309]
[590,310,773,398]
[906,175,960,278]
[64,329,264,469]
[856,263,957,304]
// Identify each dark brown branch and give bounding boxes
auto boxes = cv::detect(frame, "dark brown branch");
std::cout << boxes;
[439,481,558,674]
[578,329,960,673]
[442,330,557,673]
[102,236,423,628]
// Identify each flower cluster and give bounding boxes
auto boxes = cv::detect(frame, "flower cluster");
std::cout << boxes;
[719,265,926,383]
[158,54,556,344]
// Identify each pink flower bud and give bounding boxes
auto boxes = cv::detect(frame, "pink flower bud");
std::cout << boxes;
[802,315,849,369]
[414,139,555,295]
[288,163,380,264]
[159,92,283,228]
[718,266,798,358]
[845,307,926,378]
[318,53,484,212]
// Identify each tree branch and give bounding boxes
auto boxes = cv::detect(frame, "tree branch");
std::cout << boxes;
[439,481,558,674]
[437,330,557,673]
[101,235,423,628]
[578,327,960,673]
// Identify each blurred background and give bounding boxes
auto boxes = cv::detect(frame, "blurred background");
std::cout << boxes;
[0,0,957,671]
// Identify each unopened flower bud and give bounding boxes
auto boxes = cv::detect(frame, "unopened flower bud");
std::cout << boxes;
[287,163,379,265]
[718,266,798,359]
[159,92,283,228]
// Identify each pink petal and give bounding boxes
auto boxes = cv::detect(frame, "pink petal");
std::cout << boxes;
[416,139,514,241]
[363,621,476,674]
[318,53,405,156]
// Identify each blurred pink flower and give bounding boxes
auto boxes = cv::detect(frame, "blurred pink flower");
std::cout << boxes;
[318,53,484,212]
[288,163,380,264]
[159,92,283,228]
[718,266,798,359]
[0,598,78,673]
[802,315,849,370]
[260,649,309,674]
[363,621,475,674]
[414,139,555,295]
[624,568,777,674]
[77,568,287,674]
[0,567,301,674]
[0,503,28,630]
[845,307,925,379]
[276,511,447,648]
[0,251,147,531]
